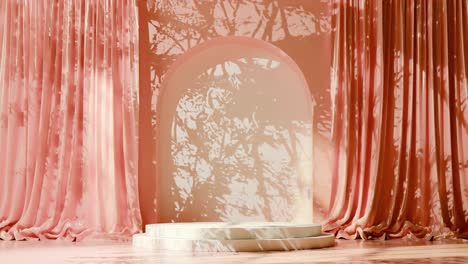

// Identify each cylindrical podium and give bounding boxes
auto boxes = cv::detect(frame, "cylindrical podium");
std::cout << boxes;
[133,222,335,252]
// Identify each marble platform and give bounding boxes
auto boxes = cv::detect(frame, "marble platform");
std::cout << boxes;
[133,222,335,252]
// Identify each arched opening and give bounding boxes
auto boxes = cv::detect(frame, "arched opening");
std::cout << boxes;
[156,36,315,223]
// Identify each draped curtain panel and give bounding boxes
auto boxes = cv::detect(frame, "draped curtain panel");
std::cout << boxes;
[325,0,468,239]
[0,0,141,240]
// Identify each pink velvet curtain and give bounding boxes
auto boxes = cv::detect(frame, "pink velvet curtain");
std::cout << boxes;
[0,0,141,240]
[325,0,468,239]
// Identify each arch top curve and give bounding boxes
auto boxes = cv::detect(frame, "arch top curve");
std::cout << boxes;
[159,36,315,107]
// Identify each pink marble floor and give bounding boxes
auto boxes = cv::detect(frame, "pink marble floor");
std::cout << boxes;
[0,238,467,264]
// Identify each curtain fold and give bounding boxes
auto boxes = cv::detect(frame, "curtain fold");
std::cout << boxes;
[325,0,468,239]
[0,0,141,241]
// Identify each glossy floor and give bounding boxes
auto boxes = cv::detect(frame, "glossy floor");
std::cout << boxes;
[1,238,467,263]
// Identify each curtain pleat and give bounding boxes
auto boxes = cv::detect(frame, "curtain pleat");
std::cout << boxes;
[325,0,468,239]
[0,0,141,241]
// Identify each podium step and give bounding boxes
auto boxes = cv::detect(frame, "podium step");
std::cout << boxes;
[145,222,322,240]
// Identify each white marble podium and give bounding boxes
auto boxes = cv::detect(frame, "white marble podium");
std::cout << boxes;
[133,222,335,252]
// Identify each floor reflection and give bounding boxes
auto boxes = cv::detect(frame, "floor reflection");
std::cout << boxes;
[1,239,467,264]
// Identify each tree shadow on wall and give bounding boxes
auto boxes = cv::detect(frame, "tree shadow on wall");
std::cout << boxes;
[137,0,333,226]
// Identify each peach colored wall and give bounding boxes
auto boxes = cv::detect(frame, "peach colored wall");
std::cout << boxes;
[137,0,333,227]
